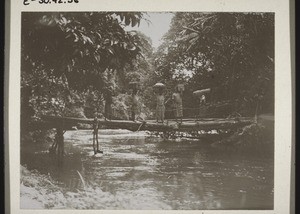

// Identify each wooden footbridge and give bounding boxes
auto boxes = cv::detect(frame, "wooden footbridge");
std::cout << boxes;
[27,115,255,158]
[41,115,254,132]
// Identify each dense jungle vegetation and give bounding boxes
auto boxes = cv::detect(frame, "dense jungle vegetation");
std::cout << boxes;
[21,12,274,126]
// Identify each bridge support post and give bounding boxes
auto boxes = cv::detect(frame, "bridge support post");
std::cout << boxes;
[93,117,103,155]
[57,126,64,158]
[49,125,65,161]
[49,125,65,163]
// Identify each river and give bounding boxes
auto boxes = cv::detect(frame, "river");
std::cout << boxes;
[21,129,274,210]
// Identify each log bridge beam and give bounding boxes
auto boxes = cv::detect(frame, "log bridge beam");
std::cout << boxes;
[40,115,255,132]
[32,115,254,157]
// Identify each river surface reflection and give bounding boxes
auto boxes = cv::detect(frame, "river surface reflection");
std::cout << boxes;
[21,129,274,210]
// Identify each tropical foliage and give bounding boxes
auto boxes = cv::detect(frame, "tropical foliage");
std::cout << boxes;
[21,12,274,124]
[21,12,150,120]
[154,12,274,116]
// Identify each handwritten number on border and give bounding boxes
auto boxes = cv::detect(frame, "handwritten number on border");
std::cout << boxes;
[24,0,79,5]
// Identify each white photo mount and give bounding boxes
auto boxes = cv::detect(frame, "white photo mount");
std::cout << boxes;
[5,0,293,213]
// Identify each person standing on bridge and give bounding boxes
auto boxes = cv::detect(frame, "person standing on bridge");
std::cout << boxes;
[129,82,143,122]
[153,82,167,123]
[131,87,141,121]
[155,89,166,123]
[172,85,184,123]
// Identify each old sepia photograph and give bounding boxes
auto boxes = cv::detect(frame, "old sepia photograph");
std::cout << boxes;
[20,11,275,210]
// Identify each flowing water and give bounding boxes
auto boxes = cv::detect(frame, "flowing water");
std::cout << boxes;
[21,129,274,210]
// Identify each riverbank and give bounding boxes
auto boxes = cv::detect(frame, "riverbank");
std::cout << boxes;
[21,165,66,209]
[21,165,122,209]
[210,114,274,155]
[20,165,172,209]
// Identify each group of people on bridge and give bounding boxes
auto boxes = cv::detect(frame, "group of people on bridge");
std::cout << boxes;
[102,82,209,124]
[154,83,207,124]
